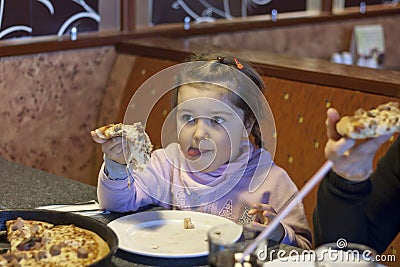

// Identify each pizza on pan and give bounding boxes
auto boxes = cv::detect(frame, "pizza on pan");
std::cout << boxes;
[0,217,109,266]
[336,102,400,139]
[94,122,153,171]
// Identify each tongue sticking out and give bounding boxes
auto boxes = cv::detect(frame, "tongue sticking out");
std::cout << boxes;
[187,148,201,157]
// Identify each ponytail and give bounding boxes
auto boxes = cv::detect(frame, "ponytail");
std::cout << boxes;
[251,120,264,149]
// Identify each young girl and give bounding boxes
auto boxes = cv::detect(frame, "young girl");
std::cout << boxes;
[91,54,312,249]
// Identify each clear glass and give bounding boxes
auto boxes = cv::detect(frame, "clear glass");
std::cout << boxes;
[207,223,260,267]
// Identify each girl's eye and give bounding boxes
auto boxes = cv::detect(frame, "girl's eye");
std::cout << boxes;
[182,114,195,123]
[212,117,225,124]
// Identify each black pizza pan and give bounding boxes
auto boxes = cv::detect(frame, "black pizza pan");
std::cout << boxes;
[0,209,118,267]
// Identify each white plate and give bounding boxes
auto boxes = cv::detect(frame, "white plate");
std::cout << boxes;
[107,210,241,258]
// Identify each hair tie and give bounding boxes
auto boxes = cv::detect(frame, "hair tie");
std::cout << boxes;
[233,58,244,70]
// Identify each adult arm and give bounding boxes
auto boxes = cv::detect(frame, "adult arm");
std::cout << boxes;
[364,136,400,253]
[314,108,400,253]
[314,138,400,253]
[313,170,372,248]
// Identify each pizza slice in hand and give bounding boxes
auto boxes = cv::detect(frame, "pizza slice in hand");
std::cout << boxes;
[94,122,153,171]
[336,102,400,139]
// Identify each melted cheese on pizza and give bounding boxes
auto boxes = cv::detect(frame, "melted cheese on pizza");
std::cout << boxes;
[336,102,400,139]
[0,218,109,267]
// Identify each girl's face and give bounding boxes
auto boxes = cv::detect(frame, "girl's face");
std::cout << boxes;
[176,85,247,172]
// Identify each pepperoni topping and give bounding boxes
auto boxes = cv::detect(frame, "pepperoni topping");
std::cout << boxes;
[11,218,24,231]
[49,244,61,256]
[77,247,89,258]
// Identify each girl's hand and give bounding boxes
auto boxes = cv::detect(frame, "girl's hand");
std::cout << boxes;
[246,203,284,243]
[91,131,127,165]
[325,108,391,182]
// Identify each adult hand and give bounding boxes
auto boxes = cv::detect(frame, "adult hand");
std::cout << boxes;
[246,203,284,242]
[324,108,391,182]
[91,131,127,165]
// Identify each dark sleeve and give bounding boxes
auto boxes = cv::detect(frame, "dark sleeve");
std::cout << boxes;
[313,169,372,248]
[314,137,400,254]
[366,137,400,253]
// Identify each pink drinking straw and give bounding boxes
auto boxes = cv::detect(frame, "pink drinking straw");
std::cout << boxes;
[241,160,333,260]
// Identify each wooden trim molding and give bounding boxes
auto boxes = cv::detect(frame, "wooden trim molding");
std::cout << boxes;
[322,0,334,13]
[115,37,400,98]
[0,4,398,58]
[121,0,136,31]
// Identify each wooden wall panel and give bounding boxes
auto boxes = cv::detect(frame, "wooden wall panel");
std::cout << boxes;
[263,76,399,213]
[262,77,399,265]
[118,57,176,149]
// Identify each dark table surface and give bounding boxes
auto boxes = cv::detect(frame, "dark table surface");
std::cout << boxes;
[0,158,304,266]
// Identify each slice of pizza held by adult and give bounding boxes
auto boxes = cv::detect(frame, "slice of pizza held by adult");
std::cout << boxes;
[95,122,153,171]
[336,102,400,139]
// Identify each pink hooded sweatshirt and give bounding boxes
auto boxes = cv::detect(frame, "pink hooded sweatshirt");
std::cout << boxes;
[97,142,312,249]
